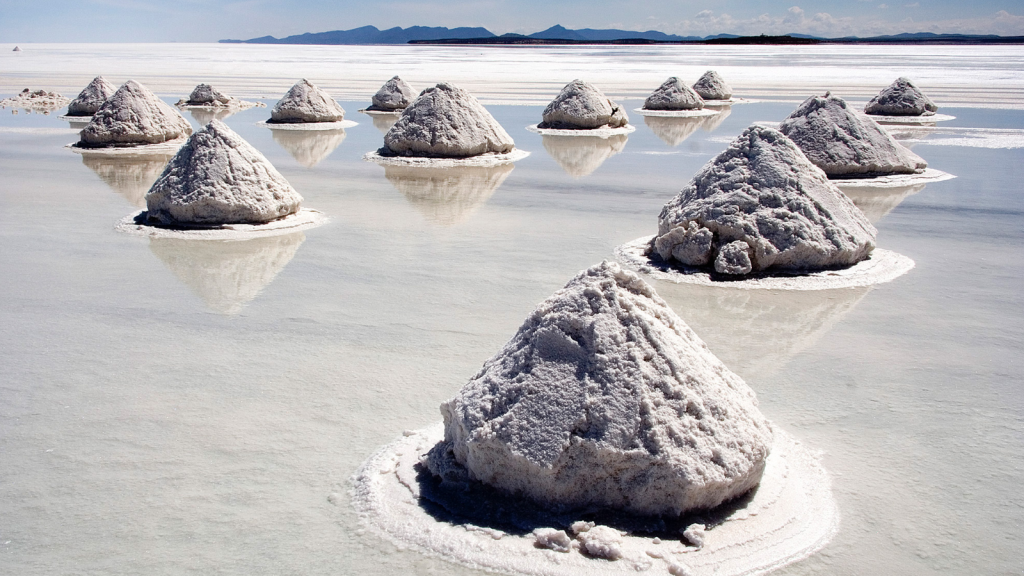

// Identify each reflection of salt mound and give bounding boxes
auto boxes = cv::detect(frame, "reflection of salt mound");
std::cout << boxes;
[643,115,703,146]
[80,153,174,207]
[79,80,192,147]
[149,232,304,314]
[270,128,346,167]
[865,77,937,117]
[693,71,733,100]
[368,76,416,111]
[383,163,513,225]
[370,113,399,134]
[779,93,926,177]
[700,105,731,132]
[839,183,925,223]
[189,107,234,125]
[643,77,704,111]
[540,80,628,129]
[542,133,627,176]
[428,261,773,516]
[67,76,116,116]
[269,79,345,123]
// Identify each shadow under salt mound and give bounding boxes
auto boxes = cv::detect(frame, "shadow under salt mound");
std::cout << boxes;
[148,232,305,315]
[840,183,925,223]
[383,163,514,226]
[370,114,400,134]
[189,107,237,125]
[654,280,871,381]
[270,128,347,168]
[80,153,175,208]
[541,133,627,178]
[643,115,704,147]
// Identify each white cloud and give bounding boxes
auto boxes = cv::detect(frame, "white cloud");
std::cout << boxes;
[904,2,920,7]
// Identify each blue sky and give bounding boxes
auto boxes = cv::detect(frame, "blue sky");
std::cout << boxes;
[1,0,1022,42]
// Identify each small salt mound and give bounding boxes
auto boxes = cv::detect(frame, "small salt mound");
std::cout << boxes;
[269,79,345,123]
[13,46,22,52]
[540,80,629,130]
[78,80,192,147]
[644,77,705,111]
[182,84,234,106]
[427,261,773,517]
[693,71,733,101]
[67,76,117,116]
[383,82,515,158]
[779,93,927,177]
[145,120,302,225]
[655,125,876,275]
[369,76,416,111]
[864,77,938,116]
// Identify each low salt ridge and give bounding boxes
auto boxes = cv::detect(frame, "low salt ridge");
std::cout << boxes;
[75,80,192,150]
[361,76,416,114]
[176,83,263,111]
[66,76,116,117]
[532,80,632,137]
[0,88,72,112]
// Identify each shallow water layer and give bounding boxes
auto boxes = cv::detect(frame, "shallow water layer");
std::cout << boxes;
[0,45,1022,576]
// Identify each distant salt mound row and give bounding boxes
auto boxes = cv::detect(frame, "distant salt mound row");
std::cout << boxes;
[367,76,416,112]
[539,80,629,130]
[654,125,876,276]
[78,80,192,148]
[0,88,72,113]
[144,120,303,226]
[779,93,927,177]
[644,77,705,111]
[693,71,732,101]
[427,261,773,516]
[67,76,117,117]
[865,77,938,117]
[177,83,261,110]
[269,79,346,123]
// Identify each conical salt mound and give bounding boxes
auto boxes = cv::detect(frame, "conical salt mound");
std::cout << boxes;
[693,70,732,100]
[643,77,705,111]
[67,76,116,116]
[540,80,628,129]
[184,84,235,106]
[655,125,876,275]
[383,82,514,158]
[369,76,416,111]
[145,120,303,225]
[79,80,192,147]
[864,77,938,116]
[779,93,927,177]
[269,79,345,123]
[428,261,773,516]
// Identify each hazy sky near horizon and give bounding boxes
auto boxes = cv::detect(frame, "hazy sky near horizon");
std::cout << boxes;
[1,0,1022,42]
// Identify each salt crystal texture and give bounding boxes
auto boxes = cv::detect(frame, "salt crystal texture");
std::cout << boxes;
[270,79,346,123]
[67,76,116,116]
[540,80,629,129]
[369,76,416,111]
[778,93,927,177]
[655,125,876,275]
[79,80,192,147]
[864,77,939,116]
[693,71,733,101]
[428,261,773,516]
[532,528,572,552]
[145,120,302,225]
[576,526,624,560]
[644,77,705,111]
[383,82,515,157]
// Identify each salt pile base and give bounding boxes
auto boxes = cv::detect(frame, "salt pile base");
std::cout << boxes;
[352,423,837,576]
[527,124,635,137]
[364,148,529,168]
[830,168,955,189]
[257,119,357,131]
[616,236,914,291]
[67,138,187,156]
[115,208,327,240]
[861,113,956,125]
[633,108,719,118]
[701,98,755,106]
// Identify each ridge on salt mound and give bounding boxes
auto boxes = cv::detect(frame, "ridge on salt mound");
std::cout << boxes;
[366,76,416,112]
[427,261,773,516]
[144,120,302,225]
[539,80,629,130]
[779,93,927,177]
[269,79,345,123]
[381,82,516,158]
[644,77,705,111]
[864,77,938,117]
[78,80,191,148]
[67,76,116,117]
[653,124,876,276]
[693,71,732,101]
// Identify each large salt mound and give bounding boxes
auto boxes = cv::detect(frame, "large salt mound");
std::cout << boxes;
[540,80,629,130]
[67,76,116,116]
[693,71,733,101]
[644,77,705,111]
[369,76,416,111]
[269,79,346,123]
[382,82,515,158]
[78,80,192,147]
[779,93,927,177]
[427,261,773,516]
[145,120,302,225]
[655,125,876,275]
[864,77,938,116]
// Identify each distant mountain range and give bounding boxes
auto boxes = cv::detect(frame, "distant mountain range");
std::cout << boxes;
[220,25,1024,45]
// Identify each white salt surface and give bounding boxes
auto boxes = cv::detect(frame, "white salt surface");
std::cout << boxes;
[866,113,956,124]
[830,168,956,189]
[702,98,756,106]
[67,137,186,155]
[115,208,327,240]
[364,148,530,168]
[526,124,635,137]
[352,423,837,576]
[633,108,720,118]
[359,109,402,116]
[894,126,1024,149]
[57,114,91,122]
[616,237,914,291]
[256,120,357,130]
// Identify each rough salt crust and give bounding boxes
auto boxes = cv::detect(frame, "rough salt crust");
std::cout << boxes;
[364,148,529,168]
[865,113,956,124]
[67,138,187,156]
[830,168,955,189]
[256,119,357,131]
[633,108,719,118]
[351,423,837,576]
[78,80,193,147]
[115,208,327,240]
[527,124,635,137]
[0,88,71,112]
[616,236,914,291]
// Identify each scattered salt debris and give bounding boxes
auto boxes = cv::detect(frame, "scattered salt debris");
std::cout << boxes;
[643,77,705,111]
[77,80,192,148]
[692,71,732,101]
[269,79,346,123]
[366,76,416,112]
[0,88,71,113]
[864,77,938,117]
[66,76,116,117]
[538,80,629,130]
[681,524,706,548]
[533,528,572,552]
[576,526,624,560]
